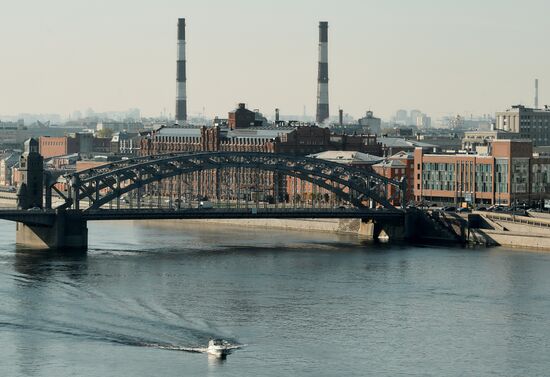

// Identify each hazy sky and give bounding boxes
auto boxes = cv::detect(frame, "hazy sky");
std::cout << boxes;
[1,0,549,120]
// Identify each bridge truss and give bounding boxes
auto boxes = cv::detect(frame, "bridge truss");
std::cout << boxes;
[54,152,406,212]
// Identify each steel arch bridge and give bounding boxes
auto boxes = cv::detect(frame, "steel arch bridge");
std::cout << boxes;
[55,152,406,211]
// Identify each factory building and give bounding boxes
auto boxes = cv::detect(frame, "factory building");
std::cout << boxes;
[495,105,550,146]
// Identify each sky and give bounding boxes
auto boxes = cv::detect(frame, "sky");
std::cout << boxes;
[1,0,549,121]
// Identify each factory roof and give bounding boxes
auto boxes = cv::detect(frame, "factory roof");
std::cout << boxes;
[0,153,20,168]
[307,150,383,165]
[378,137,435,149]
[372,159,407,168]
[154,128,201,137]
[388,151,414,160]
[227,128,294,140]
[154,126,295,140]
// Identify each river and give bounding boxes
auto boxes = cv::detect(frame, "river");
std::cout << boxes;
[0,219,549,376]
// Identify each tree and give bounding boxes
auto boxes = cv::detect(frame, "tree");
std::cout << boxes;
[96,128,114,138]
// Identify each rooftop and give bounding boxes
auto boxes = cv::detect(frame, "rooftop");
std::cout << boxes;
[307,150,384,165]
[373,159,407,168]
[154,126,295,140]
[378,137,436,149]
[389,151,414,160]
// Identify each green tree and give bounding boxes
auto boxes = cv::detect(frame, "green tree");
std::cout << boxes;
[97,128,114,138]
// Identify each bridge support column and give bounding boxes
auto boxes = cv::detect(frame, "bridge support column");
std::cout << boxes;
[358,220,376,240]
[16,213,88,250]
[359,218,408,242]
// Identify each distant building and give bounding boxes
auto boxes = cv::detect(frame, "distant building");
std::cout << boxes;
[139,122,383,203]
[378,137,436,156]
[415,134,462,152]
[39,136,79,159]
[141,125,382,157]
[45,153,79,171]
[228,103,259,130]
[372,150,414,205]
[111,131,141,156]
[357,111,381,134]
[0,153,20,186]
[410,110,422,125]
[394,109,408,125]
[286,150,383,205]
[462,130,520,152]
[39,133,113,159]
[447,115,465,130]
[495,105,550,146]
[416,114,432,128]
[96,121,144,133]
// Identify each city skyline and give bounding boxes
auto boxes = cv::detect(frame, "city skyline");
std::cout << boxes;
[1,0,549,120]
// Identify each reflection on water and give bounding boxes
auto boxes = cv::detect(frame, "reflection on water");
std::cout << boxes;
[0,220,549,376]
[13,248,88,281]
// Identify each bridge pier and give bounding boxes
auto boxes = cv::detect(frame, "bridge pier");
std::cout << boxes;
[358,215,410,242]
[16,213,88,250]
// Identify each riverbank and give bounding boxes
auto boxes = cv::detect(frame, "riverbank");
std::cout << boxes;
[142,218,366,235]
[438,211,550,251]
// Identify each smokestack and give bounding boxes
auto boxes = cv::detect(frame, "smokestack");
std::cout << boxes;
[338,109,343,126]
[275,108,280,122]
[535,79,539,109]
[176,18,187,125]
[316,21,329,124]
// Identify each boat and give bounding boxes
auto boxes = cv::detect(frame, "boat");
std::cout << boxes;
[207,339,233,358]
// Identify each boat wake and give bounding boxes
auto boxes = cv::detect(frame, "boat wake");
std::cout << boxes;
[141,341,244,355]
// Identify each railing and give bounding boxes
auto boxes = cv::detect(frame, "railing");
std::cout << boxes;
[483,212,550,229]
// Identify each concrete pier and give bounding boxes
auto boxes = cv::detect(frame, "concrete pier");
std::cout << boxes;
[16,214,88,250]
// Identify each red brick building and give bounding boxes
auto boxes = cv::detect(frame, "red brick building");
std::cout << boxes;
[228,103,258,130]
[372,151,415,205]
[39,136,79,158]
[39,133,113,159]
[413,140,550,206]
[140,125,382,157]
[138,124,383,204]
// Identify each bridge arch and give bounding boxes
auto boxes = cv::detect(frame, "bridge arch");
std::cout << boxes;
[57,152,405,211]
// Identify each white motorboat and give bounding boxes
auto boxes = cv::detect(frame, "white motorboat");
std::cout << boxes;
[207,339,233,358]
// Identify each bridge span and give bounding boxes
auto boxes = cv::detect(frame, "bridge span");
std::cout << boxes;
[6,139,414,250]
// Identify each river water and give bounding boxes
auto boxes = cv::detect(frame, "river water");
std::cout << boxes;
[0,219,549,376]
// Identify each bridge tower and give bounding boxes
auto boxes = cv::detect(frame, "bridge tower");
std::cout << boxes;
[17,138,43,210]
[15,138,88,250]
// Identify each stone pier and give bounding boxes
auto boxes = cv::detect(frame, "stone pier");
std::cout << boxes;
[16,214,88,250]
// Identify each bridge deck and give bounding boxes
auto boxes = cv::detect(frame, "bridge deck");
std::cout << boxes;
[0,208,404,225]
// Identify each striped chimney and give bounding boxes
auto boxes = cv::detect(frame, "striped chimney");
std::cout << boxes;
[176,18,187,124]
[316,21,329,124]
[535,79,539,109]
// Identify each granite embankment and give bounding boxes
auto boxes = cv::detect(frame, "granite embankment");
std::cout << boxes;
[439,210,550,251]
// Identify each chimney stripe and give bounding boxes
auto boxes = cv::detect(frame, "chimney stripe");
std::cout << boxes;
[316,21,329,123]
[176,18,187,124]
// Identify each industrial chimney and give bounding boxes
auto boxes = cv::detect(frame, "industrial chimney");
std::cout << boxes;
[316,21,329,124]
[176,18,187,125]
[535,79,539,109]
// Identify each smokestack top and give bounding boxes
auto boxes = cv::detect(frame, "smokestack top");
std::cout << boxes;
[178,18,186,41]
[319,21,328,43]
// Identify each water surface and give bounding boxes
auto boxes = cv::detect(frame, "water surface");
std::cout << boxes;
[0,220,549,376]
